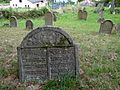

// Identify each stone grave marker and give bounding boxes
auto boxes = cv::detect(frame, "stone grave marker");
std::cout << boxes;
[83,7,86,11]
[115,23,120,33]
[53,13,57,22]
[17,26,80,82]
[99,20,114,34]
[0,12,3,18]
[82,11,87,20]
[97,8,104,23]
[78,10,87,20]
[26,20,33,30]
[10,16,17,27]
[78,10,83,20]
[45,11,54,25]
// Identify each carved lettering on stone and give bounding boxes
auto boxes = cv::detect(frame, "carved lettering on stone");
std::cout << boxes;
[17,26,80,82]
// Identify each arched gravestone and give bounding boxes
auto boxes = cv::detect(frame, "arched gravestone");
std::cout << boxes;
[78,10,83,20]
[82,11,87,20]
[26,20,33,30]
[10,16,17,27]
[99,20,114,34]
[17,26,80,82]
[45,11,54,25]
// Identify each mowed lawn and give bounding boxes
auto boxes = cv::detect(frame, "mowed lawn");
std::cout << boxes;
[0,7,120,89]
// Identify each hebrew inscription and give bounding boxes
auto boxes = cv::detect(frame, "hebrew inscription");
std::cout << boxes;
[17,26,80,82]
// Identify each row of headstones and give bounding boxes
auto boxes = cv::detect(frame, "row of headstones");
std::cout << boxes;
[9,10,120,34]
[9,11,57,29]
[9,16,33,29]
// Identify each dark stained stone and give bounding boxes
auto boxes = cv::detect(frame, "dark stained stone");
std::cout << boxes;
[82,11,87,20]
[99,20,114,34]
[17,26,80,82]
[26,20,33,30]
[45,11,54,25]
[78,10,83,20]
[10,16,17,27]
[78,10,87,20]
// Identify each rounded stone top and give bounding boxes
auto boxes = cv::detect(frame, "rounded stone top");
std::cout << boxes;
[102,20,113,24]
[20,26,74,48]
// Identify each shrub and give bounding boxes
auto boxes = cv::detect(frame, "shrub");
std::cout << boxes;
[0,7,49,19]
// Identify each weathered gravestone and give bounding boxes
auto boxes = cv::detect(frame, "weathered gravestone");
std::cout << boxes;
[99,20,114,34]
[78,10,87,20]
[26,20,33,30]
[17,26,80,82]
[115,23,120,33]
[45,11,54,25]
[97,8,104,23]
[10,16,17,27]
[82,11,87,20]
[78,10,83,20]
[53,13,57,22]
[0,12,3,18]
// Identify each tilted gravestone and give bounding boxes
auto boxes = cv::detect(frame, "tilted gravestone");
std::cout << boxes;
[26,20,33,30]
[45,11,54,25]
[17,26,80,82]
[10,16,17,27]
[99,20,114,34]
[78,10,87,20]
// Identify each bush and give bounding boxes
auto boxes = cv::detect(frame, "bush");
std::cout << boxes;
[0,7,49,19]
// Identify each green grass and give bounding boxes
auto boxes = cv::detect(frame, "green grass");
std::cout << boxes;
[0,7,120,89]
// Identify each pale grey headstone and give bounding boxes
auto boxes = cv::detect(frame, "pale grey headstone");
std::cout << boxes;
[17,26,80,82]
[26,20,33,30]
[0,12,3,18]
[45,11,54,25]
[99,20,114,34]
[97,8,104,23]
[10,16,17,27]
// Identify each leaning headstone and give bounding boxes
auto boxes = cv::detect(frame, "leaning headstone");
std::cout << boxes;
[99,20,114,34]
[45,11,53,25]
[17,26,80,82]
[97,8,104,23]
[26,20,33,30]
[53,13,57,22]
[10,16,17,27]
[78,10,83,20]
[82,11,87,20]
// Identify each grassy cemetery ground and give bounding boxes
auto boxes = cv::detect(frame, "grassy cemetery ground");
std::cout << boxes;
[0,7,120,89]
